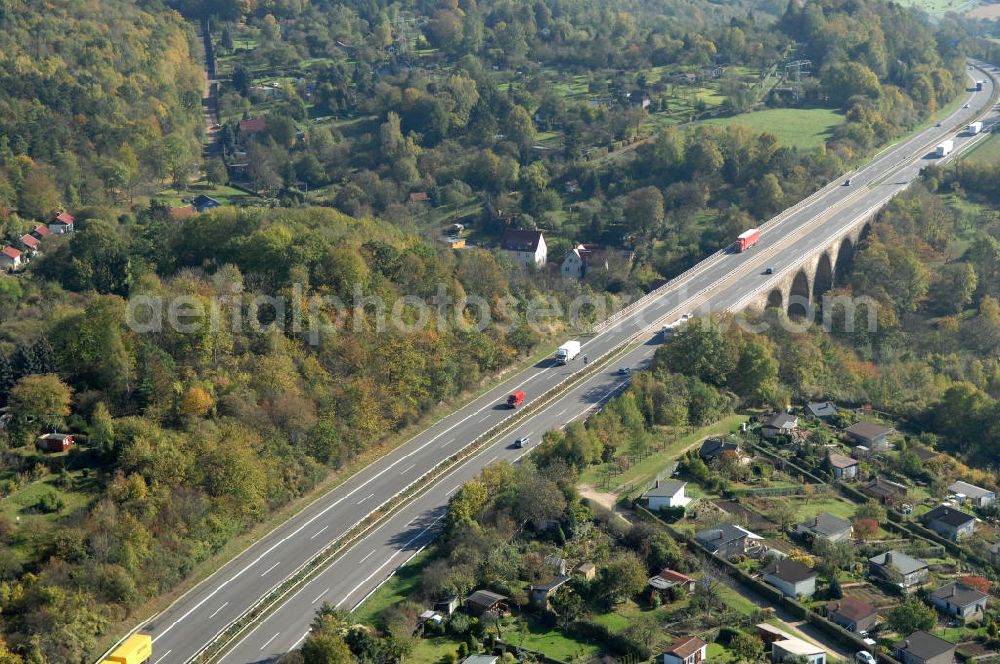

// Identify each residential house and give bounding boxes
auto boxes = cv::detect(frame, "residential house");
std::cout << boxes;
[762,558,817,598]
[868,550,929,590]
[464,590,507,617]
[239,117,267,136]
[574,562,597,580]
[168,206,197,221]
[627,91,651,109]
[434,596,459,615]
[37,433,73,453]
[528,575,570,607]
[49,211,75,234]
[0,247,22,270]
[948,481,996,509]
[827,453,859,480]
[826,597,879,634]
[772,638,826,664]
[192,195,222,213]
[699,438,740,462]
[31,224,52,240]
[644,480,691,510]
[762,412,798,439]
[893,631,955,664]
[844,422,895,450]
[19,234,39,255]
[861,477,908,505]
[930,581,989,620]
[461,656,499,664]
[923,506,975,541]
[500,228,547,268]
[806,401,838,418]
[649,569,696,592]
[564,180,579,194]
[695,523,761,558]
[795,513,853,543]
[662,637,707,664]
[757,624,795,646]
[911,446,939,464]
[408,192,430,204]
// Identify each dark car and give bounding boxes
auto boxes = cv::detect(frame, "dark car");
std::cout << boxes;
[513,436,529,448]
[764,267,774,275]
[618,366,631,376]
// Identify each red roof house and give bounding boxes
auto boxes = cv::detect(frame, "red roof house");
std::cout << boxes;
[19,234,39,252]
[32,224,52,238]
[0,246,22,269]
[37,433,73,453]
[49,211,75,234]
[239,117,267,135]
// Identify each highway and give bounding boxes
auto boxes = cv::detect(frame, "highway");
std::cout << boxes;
[132,63,998,664]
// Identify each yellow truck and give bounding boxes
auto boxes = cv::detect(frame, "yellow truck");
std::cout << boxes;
[102,634,152,664]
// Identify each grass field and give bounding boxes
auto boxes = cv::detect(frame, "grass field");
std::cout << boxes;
[702,107,845,149]
[155,183,262,207]
[961,131,1000,164]
[893,0,970,13]
[791,495,858,522]
[352,549,430,626]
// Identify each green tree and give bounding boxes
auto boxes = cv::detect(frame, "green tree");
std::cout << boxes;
[623,186,665,238]
[731,338,779,404]
[8,374,72,442]
[730,632,765,663]
[822,62,881,106]
[887,596,936,634]
[205,158,228,186]
[596,552,647,606]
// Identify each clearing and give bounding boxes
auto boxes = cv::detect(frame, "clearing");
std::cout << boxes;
[702,107,844,149]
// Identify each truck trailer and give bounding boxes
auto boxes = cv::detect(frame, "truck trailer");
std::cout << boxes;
[935,140,954,158]
[103,635,153,664]
[734,228,761,252]
[506,390,524,408]
[976,80,984,91]
[968,121,984,135]
[555,340,581,364]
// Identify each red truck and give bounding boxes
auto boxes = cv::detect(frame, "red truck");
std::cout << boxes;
[507,390,524,408]
[734,228,761,252]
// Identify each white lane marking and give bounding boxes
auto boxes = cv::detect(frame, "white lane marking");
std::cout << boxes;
[208,602,229,619]
[359,549,376,563]
[486,455,498,464]
[337,515,444,608]
[260,632,280,650]
[312,587,330,604]
[446,485,460,496]
[291,631,309,650]
[153,651,172,664]
[357,492,375,504]
[260,562,281,577]
[309,525,329,540]
[556,408,567,418]
[399,463,415,475]
[439,437,455,448]
[477,414,490,423]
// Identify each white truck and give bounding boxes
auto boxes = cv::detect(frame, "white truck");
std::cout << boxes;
[555,340,581,364]
[935,139,954,158]
[968,121,984,135]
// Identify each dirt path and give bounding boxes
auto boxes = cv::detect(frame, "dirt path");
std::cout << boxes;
[578,484,635,524]
[198,21,221,158]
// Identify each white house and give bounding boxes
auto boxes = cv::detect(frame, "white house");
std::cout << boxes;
[501,228,546,268]
[644,480,691,510]
[762,558,817,598]
[48,211,75,234]
[773,637,826,664]
[948,481,996,509]
[0,246,23,270]
[662,636,707,664]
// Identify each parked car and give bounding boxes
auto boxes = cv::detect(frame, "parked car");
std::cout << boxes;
[855,652,877,664]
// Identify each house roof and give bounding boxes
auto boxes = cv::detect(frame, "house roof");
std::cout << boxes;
[798,512,852,538]
[699,438,739,459]
[893,631,955,661]
[827,597,878,622]
[645,479,686,498]
[863,477,907,498]
[32,225,52,237]
[931,581,988,608]
[828,453,858,469]
[462,656,499,664]
[54,211,75,225]
[38,433,72,441]
[773,638,825,657]
[169,206,197,221]
[924,505,975,528]
[696,523,760,548]
[466,590,506,610]
[239,117,267,134]
[845,422,894,442]
[530,575,570,593]
[910,446,939,462]
[657,569,693,585]
[764,412,798,429]
[408,191,430,203]
[192,195,221,208]
[949,480,994,499]
[1,246,22,259]
[806,401,838,417]
[666,637,707,659]
[501,228,544,252]
[869,550,927,575]
[19,234,38,249]
[763,558,816,584]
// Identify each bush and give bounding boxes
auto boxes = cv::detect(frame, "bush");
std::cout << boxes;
[36,490,64,514]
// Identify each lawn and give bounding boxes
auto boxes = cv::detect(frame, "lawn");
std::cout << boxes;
[578,414,749,495]
[352,549,431,626]
[503,618,601,662]
[702,107,845,149]
[961,131,1000,164]
[792,496,859,522]
[155,183,262,207]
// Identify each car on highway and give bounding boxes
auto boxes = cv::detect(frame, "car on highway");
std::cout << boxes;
[764,266,774,275]
[513,435,529,449]
[618,366,631,376]
[844,178,852,186]
[964,103,970,108]
[681,312,693,321]
[661,323,675,336]
[936,122,942,127]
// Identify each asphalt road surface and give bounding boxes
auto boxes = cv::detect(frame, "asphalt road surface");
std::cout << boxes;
[135,62,998,664]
